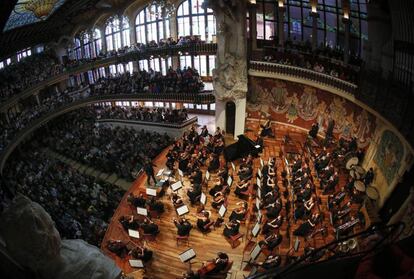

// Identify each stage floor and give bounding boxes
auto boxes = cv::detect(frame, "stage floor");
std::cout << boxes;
[101,123,359,279]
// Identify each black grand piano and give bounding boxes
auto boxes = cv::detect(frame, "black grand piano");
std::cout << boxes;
[224,135,261,162]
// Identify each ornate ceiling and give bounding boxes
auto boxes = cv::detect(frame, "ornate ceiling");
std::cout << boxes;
[0,0,134,58]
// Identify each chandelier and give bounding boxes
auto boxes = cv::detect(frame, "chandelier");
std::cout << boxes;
[14,0,58,20]
[150,0,175,18]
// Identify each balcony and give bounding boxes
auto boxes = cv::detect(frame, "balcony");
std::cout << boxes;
[249,60,358,97]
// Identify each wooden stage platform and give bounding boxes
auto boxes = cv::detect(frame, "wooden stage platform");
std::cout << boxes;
[101,124,362,279]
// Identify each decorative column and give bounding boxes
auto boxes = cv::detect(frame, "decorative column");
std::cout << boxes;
[310,0,319,51]
[342,0,350,63]
[277,0,285,47]
[204,0,248,139]
[99,26,107,53]
[249,1,258,51]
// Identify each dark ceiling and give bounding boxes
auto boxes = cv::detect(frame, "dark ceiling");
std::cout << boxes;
[0,0,104,58]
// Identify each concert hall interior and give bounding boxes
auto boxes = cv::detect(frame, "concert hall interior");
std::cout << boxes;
[1,0,414,279]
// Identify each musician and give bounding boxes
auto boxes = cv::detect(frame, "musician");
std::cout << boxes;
[294,201,305,221]
[212,190,226,209]
[144,158,157,186]
[345,177,355,193]
[292,156,302,173]
[238,165,253,181]
[324,119,335,145]
[197,211,213,233]
[293,213,320,237]
[328,188,346,209]
[348,137,358,152]
[263,215,283,234]
[260,119,274,138]
[106,239,129,258]
[198,252,229,275]
[119,215,140,231]
[190,169,203,185]
[181,270,200,279]
[309,122,319,139]
[223,219,240,238]
[147,196,165,214]
[304,196,315,215]
[214,127,224,139]
[171,193,184,207]
[141,218,160,236]
[200,125,209,138]
[129,245,153,262]
[234,180,249,197]
[296,184,312,202]
[174,218,193,236]
[255,134,264,151]
[217,167,229,181]
[208,154,220,172]
[323,172,339,194]
[259,233,283,251]
[209,177,225,196]
[187,183,202,204]
[332,202,351,223]
[265,199,282,219]
[229,201,247,221]
[260,255,282,270]
[130,193,146,208]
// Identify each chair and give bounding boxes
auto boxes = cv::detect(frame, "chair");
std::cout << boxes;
[202,221,215,234]
[176,235,190,246]
[206,261,234,279]
[226,233,244,248]
[149,210,161,219]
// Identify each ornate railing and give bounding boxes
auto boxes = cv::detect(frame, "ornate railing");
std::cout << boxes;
[0,92,214,173]
[0,43,217,111]
[249,60,358,97]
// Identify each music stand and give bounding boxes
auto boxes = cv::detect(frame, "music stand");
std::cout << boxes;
[257,168,262,178]
[179,248,197,270]
[137,207,148,216]
[260,158,264,168]
[231,162,236,171]
[200,192,207,205]
[178,169,184,180]
[218,205,227,217]
[205,170,210,181]
[255,198,260,211]
[128,229,140,239]
[249,243,262,262]
[146,188,157,197]
[129,259,144,268]
[177,205,189,216]
[171,181,183,192]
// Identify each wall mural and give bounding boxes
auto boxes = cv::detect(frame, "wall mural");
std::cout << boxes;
[247,77,376,148]
[374,130,404,185]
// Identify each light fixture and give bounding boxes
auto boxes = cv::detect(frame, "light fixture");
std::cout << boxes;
[14,0,59,20]
[149,0,175,18]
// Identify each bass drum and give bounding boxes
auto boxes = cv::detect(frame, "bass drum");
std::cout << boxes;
[344,152,358,170]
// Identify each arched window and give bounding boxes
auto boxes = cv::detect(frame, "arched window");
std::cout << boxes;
[92,29,102,57]
[176,0,216,42]
[135,4,170,44]
[105,15,130,51]
[82,32,92,59]
[73,38,82,60]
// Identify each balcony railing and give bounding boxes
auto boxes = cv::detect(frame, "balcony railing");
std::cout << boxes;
[249,60,358,97]
[0,91,215,173]
[0,43,218,111]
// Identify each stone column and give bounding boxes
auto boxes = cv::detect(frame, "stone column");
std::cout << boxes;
[311,12,319,51]
[277,2,285,47]
[205,0,248,139]
[170,15,178,41]
[343,17,350,64]
[249,3,258,51]
[99,26,107,53]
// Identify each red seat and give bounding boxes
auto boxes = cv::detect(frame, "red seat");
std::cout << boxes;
[143,233,156,242]
[176,235,189,246]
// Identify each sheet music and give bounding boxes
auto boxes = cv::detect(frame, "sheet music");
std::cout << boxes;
[250,243,262,261]
[156,168,165,177]
[137,207,148,216]
[227,176,233,187]
[171,181,183,191]
[146,188,157,196]
[205,171,210,181]
[256,177,261,188]
[255,145,261,149]
[231,162,236,171]
[128,229,140,239]
[218,205,227,217]
[178,169,184,177]
[257,168,262,178]
[257,186,261,199]
[177,205,189,216]
[252,222,261,237]
[260,158,264,168]
[200,192,207,205]
[257,210,262,223]
[129,259,144,268]
[179,248,196,262]
[164,170,172,176]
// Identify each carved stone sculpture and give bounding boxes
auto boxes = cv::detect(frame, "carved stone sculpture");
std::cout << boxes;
[0,195,121,279]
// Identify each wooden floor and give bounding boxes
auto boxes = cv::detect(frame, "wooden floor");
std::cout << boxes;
[101,123,362,279]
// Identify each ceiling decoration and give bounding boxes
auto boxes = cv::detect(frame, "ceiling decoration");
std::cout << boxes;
[4,0,67,32]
